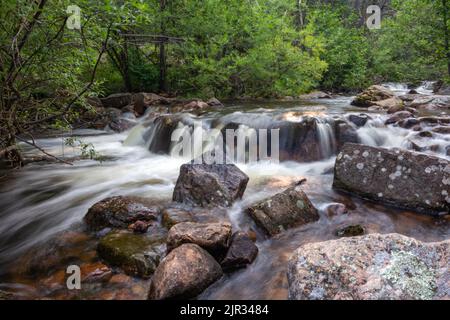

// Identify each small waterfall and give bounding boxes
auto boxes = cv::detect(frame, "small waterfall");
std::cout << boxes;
[123,124,147,146]
[382,82,409,95]
[124,112,359,163]
[416,81,435,95]
[315,118,336,159]
[356,117,407,147]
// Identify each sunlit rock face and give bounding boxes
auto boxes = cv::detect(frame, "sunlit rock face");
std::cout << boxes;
[288,233,450,300]
[351,85,395,108]
[333,143,450,215]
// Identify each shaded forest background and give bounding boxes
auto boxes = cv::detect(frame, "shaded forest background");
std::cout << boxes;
[1,0,450,165]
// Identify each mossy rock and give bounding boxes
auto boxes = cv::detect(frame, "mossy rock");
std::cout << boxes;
[97,230,166,278]
[335,225,365,237]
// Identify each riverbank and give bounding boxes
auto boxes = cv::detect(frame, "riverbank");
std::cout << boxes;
[0,83,448,300]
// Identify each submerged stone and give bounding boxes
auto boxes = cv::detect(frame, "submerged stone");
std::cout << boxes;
[335,225,365,237]
[97,230,166,278]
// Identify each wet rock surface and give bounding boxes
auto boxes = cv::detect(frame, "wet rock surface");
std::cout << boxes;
[221,231,259,271]
[246,186,319,236]
[84,196,160,231]
[288,233,450,300]
[325,203,349,217]
[146,114,189,154]
[97,230,166,278]
[385,111,414,125]
[173,163,249,207]
[148,244,223,300]
[408,95,450,111]
[333,143,450,215]
[347,114,370,127]
[166,222,232,258]
[161,207,194,229]
[161,204,230,229]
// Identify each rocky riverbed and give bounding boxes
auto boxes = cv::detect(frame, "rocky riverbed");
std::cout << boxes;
[0,83,449,300]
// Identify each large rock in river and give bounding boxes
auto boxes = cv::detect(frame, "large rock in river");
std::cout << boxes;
[166,222,232,259]
[351,85,395,108]
[288,233,450,300]
[246,186,319,236]
[84,196,160,231]
[97,230,166,278]
[333,143,450,215]
[173,163,249,207]
[148,244,223,300]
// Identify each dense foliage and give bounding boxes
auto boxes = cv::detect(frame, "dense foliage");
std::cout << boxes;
[1,0,450,166]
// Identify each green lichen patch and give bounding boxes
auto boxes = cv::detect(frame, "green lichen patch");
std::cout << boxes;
[381,251,437,300]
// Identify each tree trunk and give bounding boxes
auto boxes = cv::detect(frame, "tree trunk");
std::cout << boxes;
[3,131,23,168]
[123,39,133,92]
[296,0,305,30]
[159,0,168,93]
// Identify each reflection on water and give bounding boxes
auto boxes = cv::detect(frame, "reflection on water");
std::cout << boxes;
[0,96,448,300]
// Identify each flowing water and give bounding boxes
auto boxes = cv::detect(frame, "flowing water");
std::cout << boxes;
[0,88,449,299]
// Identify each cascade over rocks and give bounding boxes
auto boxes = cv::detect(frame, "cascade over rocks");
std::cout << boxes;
[333,143,450,215]
[246,186,319,236]
[173,163,249,208]
[288,233,450,300]
[148,243,223,300]
[147,114,191,154]
[143,112,359,163]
